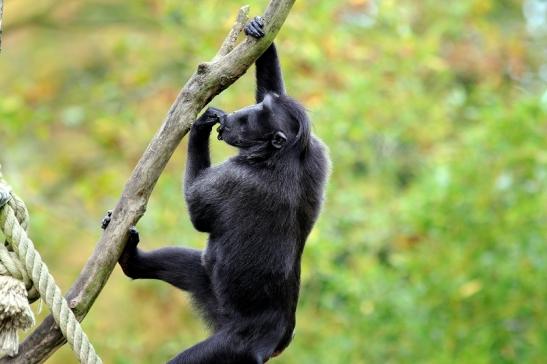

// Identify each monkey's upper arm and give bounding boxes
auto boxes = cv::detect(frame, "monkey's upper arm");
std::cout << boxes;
[185,166,237,233]
[185,175,215,232]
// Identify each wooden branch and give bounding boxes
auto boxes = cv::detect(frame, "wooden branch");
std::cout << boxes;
[0,1,295,363]
[215,5,250,60]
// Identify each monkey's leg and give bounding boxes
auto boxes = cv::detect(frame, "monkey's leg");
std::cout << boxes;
[102,211,209,292]
[118,229,207,289]
[167,331,263,364]
[168,318,288,364]
[120,230,220,324]
[102,211,219,325]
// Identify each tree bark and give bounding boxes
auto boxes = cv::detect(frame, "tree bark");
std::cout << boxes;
[0,1,294,362]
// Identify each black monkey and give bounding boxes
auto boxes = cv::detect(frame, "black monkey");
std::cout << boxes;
[102,17,329,364]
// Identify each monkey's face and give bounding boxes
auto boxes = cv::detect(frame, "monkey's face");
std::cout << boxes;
[217,102,273,149]
[217,94,290,152]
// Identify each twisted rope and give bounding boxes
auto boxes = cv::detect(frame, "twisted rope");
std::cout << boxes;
[0,187,39,302]
[0,178,101,363]
[0,185,35,358]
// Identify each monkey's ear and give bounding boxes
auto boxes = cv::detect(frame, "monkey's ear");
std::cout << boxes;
[272,131,287,149]
[262,93,279,112]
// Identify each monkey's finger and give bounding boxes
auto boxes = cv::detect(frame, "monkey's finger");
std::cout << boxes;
[244,25,259,38]
[250,19,265,35]
[247,22,264,38]
[243,27,253,37]
[246,29,260,38]
[210,107,226,117]
[245,18,264,38]
[255,16,265,28]
[255,26,265,37]
[101,216,111,230]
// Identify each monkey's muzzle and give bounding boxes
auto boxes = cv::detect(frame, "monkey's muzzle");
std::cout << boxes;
[216,124,225,140]
[216,115,229,140]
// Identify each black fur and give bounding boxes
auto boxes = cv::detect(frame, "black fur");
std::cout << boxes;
[104,18,330,364]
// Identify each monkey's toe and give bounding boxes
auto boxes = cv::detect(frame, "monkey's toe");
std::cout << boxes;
[101,210,112,230]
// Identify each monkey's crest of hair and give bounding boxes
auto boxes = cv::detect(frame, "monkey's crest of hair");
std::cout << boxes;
[276,95,312,155]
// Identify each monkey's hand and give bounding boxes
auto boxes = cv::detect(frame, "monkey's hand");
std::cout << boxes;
[194,107,226,129]
[244,16,265,39]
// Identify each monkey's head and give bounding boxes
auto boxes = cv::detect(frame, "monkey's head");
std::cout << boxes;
[216,93,310,163]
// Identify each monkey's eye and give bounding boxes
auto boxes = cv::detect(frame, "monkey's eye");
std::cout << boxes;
[239,116,248,124]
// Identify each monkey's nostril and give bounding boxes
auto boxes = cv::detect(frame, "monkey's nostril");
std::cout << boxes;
[216,125,225,141]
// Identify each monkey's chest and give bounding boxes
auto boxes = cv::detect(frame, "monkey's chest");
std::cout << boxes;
[201,245,217,275]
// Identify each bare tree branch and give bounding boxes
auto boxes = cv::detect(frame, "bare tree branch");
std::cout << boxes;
[215,5,250,60]
[0,0,295,362]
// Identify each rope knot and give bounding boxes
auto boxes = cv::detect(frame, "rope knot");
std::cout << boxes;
[0,184,36,357]
[0,276,34,357]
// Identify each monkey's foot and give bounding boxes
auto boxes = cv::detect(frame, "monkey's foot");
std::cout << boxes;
[127,226,140,247]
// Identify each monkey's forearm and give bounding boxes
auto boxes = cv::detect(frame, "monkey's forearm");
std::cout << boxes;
[185,126,212,186]
[256,43,285,103]
[185,106,226,189]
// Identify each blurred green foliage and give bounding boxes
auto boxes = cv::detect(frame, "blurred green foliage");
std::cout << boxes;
[1,0,546,363]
